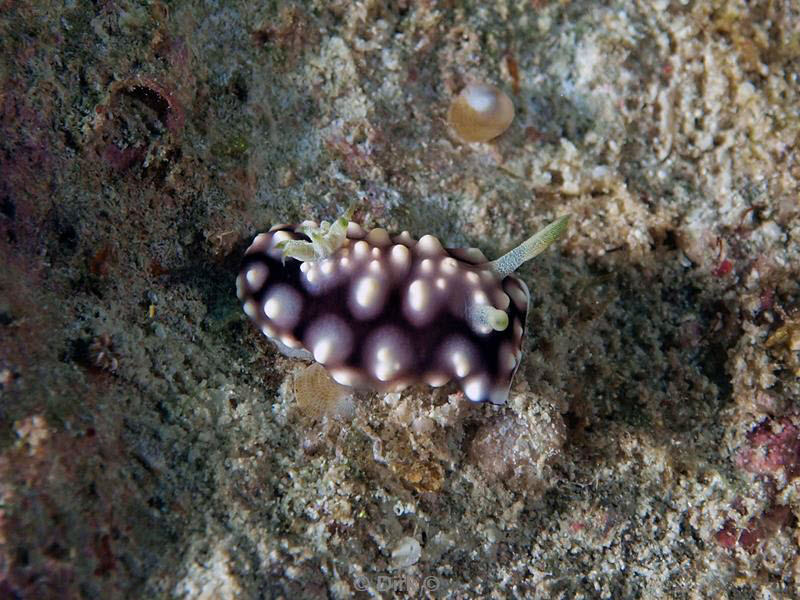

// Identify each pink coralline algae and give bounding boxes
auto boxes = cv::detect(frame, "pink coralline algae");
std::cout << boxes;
[715,416,800,552]
[715,506,792,553]
[735,416,800,480]
[714,520,738,550]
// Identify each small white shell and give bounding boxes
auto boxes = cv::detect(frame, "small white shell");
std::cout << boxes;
[447,83,515,143]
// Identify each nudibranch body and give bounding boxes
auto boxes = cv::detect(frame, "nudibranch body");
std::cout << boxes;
[237,210,568,405]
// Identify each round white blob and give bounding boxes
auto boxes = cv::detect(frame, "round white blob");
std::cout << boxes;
[245,233,270,255]
[331,368,355,386]
[420,259,434,274]
[301,259,343,294]
[245,264,269,291]
[253,233,271,246]
[374,347,401,381]
[441,257,458,274]
[451,350,471,378]
[264,298,280,318]
[439,336,479,380]
[364,327,412,383]
[349,275,386,320]
[280,334,303,349]
[391,244,410,262]
[304,314,353,366]
[355,276,379,306]
[395,231,414,245]
[407,279,430,312]
[262,284,303,330]
[270,230,292,252]
[390,244,411,277]
[353,240,370,259]
[235,274,245,300]
[403,278,439,327]
[463,375,488,402]
[320,259,335,276]
[313,339,334,363]
[391,536,422,569]
[464,85,497,113]
[417,234,444,255]
[347,222,366,238]
[244,299,258,319]
[424,372,450,387]
[368,259,383,274]
[389,244,411,280]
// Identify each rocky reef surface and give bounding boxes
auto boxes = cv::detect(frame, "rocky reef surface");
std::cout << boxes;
[1,1,798,598]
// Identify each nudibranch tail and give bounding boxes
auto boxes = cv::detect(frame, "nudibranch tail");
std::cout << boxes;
[488,215,570,279]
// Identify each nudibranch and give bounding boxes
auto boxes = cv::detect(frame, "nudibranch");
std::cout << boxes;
[236,209,568,405]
